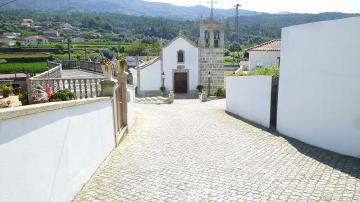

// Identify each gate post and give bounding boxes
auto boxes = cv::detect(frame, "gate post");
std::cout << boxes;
[118,59,128,127]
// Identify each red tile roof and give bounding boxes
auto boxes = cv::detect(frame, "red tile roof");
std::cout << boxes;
[248,39,281,51]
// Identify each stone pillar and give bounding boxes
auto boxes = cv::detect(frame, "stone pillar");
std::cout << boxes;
[209,30,214,48]
[118,59,128,126]
[100,59,116,97]
[220,32,225,48]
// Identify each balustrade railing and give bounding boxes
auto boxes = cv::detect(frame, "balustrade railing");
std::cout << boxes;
[29,77,102,103]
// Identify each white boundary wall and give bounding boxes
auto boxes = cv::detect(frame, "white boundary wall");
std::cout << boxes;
[226,76,273,128]
[0,98,115,202]
[249,51,280,70]
[277,17,360,158]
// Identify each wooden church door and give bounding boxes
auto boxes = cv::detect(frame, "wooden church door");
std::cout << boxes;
[174,72,188,94]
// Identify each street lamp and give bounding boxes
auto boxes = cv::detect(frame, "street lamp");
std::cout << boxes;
[162,72,165,86]
[207,71,211,95]
[161,72,165,95]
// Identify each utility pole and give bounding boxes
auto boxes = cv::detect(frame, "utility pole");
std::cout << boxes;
[234,3,241,65]
[234,3,241,44]
[67,37,71,61]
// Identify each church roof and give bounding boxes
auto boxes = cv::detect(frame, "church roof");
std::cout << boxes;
[247,39,281,51]
[162,34,198,48]
[139,57,160,69]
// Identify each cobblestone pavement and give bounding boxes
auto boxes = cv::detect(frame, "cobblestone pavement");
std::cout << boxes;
[73,99,360,202]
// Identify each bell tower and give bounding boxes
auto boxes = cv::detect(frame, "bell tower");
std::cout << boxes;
[199,0,225,93]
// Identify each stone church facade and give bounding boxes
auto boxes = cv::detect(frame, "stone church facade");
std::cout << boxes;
[136,12,225,97]
[199,19,225,93]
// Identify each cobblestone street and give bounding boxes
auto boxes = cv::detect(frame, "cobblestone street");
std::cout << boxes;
[73,99,360,202]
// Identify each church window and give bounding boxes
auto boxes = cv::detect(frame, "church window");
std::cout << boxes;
[214,30,220,48]
[177,50,184,63]
[204,30,210,47]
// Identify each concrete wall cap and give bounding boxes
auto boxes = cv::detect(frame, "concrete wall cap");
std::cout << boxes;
[0,97,112,121]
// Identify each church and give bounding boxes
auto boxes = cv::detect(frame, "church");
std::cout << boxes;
[136,8,225,97]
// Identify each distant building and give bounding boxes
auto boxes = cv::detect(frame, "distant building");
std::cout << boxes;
[247,39,281,70]
[60,27,79,36]
[61,22,73,29]
[3,32,21,39]
[126,56,143,69]
[43,29,59,37]
[0,38,16,47]
[48,37,64,42]
[70,37,85,43]
[24,35,48,45]
[21,19,34,27]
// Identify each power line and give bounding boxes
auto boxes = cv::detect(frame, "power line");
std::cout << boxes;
[0,0,17,8]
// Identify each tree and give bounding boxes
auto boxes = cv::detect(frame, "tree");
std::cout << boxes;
[125,42,146,56]
[229,43,242,52]
[103,23,112,31]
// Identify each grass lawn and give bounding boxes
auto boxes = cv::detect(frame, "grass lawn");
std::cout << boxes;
[0,62,48,74]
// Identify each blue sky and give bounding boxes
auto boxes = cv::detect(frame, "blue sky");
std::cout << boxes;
[145,0,360,14]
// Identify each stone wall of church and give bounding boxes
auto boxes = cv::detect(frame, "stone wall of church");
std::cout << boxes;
[199,48,224,93]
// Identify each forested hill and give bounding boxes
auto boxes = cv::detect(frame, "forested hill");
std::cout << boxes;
[4,0,260,20]
[0,9,358,47]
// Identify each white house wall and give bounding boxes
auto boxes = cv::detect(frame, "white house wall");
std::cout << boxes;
[0,99,115,202]
[277,17,360,158]
[226,76,273,128]
[139,60,161,91]
[249,51,280,70]
[162,38,199,91]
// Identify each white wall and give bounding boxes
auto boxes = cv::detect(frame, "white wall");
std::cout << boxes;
[226,76,273,128]
[127,85,136,129]
[0,99,115,202]
[249,51,280,70]
[163,37,199,91]
[277,17,360,158]
[139,59,161,91]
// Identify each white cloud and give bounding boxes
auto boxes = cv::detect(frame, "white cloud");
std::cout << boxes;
[145,0,360,13]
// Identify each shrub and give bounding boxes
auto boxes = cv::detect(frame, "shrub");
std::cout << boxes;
[18,92,28,105]
[234,70,247,76]
[249,66,280,77]
[214,87,226,97]
[51,89,75,102]
[0,59,7,64]
[196,85,204,93]
[1,85,13,98]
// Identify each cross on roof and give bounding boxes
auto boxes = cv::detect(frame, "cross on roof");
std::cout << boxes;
[207,0,218,20]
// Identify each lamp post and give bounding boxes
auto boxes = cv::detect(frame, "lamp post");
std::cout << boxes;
[161,72,165,96]
[207,71,211,95]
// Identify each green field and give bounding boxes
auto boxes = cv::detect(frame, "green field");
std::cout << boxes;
[0,62,48,74]
[0,52,51,59]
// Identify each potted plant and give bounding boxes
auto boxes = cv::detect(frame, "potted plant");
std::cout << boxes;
[196,85,204,99]
[100,58,116,82]
[1,86,13,98]
[160,86,166,96]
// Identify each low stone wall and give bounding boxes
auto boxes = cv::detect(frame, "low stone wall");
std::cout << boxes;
[33,63,62,79]
[80,61,102,73]
[0,97,116,202]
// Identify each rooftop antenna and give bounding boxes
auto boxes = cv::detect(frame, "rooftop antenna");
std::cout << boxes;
[0,0,17,8]
[234,3,241,44]
[207,0,218,21]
